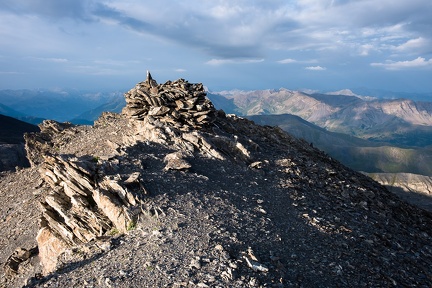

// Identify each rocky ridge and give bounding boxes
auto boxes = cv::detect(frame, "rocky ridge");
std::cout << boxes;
[1,74,432,287]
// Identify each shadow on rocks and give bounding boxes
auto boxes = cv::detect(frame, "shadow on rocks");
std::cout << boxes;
[24,236,124,287]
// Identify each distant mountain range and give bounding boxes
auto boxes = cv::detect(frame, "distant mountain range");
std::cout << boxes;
[348,88,432,102]
[245,113,432,176]
[207,89,432,147]
[1,87,431,178]
[0,89,124,123]
[70,97,126,125]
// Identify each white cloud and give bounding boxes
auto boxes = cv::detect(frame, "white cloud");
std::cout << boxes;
[371,57,432,70]
[175,68,186,72]
[305,66,326,71]
[277,58,297,64]
[35,57,68,63]
[209,4,244,20]
[359,44,375,56]
[393,37,432,54]
[206,59,234,66]
[277,58,318,64]
[206,58,264,66]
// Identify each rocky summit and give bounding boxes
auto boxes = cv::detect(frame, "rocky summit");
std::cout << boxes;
[1,74,432,287]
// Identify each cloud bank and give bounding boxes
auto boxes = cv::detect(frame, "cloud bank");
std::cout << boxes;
[0,0,431,91]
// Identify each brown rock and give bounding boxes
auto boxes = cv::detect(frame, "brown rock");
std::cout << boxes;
[163,152,192,171]
[36,227,69,275]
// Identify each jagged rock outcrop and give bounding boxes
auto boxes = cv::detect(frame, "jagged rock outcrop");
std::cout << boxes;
[24,120,76,167]
[36,154,146,273]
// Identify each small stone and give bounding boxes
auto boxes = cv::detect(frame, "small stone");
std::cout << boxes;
[249,161,263,169]
[190,258,202,269]
[124,172,141,184]
[163,152,191,171]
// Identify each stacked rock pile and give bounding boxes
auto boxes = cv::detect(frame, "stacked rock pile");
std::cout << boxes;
[122,71,216,129]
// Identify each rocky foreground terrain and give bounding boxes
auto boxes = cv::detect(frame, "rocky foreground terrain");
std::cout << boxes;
[1,74,432,287]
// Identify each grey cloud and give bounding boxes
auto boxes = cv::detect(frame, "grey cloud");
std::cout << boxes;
[3,0,430,67]
[91,0,431,61]
[93,3,155,33]
[92,3,263,59]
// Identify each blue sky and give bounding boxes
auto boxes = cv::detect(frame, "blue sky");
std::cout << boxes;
[0,0,431,93]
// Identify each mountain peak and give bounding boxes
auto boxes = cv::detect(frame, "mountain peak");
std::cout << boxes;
[2,76,432,287]
[326,89,358,96]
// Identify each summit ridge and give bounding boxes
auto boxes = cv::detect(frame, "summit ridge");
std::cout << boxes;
[1,74,431,287]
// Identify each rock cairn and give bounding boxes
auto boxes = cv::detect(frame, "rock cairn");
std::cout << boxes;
[122,71,216,129]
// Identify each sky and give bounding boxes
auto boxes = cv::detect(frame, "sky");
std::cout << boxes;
[0,0,431,93]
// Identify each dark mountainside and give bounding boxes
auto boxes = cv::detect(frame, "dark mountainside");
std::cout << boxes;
[0,103,45,125]
[0,114,40,171]
[0,114,40,144]
[1,74,432,287]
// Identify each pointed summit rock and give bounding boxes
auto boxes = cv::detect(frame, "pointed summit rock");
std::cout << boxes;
[146,70,157,87]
